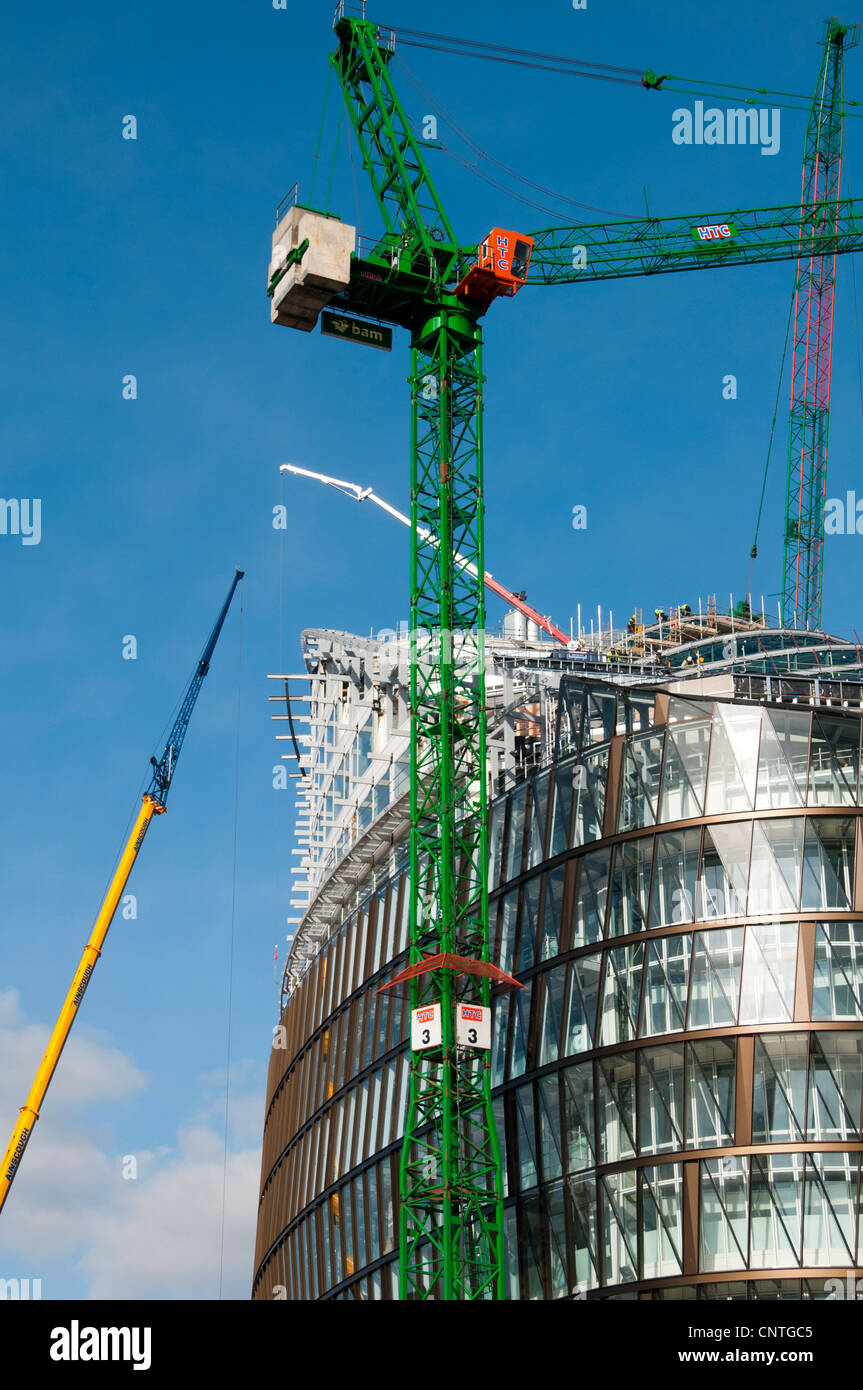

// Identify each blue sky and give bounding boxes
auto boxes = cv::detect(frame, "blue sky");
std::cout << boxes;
[0,0,861,1299]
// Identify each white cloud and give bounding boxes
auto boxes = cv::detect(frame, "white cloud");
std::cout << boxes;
[0,990,261,1299]
[0,988,149,1115]
[78,1126,260,1300]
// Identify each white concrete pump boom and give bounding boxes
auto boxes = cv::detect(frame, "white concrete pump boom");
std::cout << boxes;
[281,464,569,645]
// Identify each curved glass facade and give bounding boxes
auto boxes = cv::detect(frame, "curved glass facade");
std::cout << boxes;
[253,678,863,1299]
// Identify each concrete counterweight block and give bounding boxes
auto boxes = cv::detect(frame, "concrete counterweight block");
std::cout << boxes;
[269,206,356,330]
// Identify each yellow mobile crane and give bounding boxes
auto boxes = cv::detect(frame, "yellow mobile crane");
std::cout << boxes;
[0,569,244,1215]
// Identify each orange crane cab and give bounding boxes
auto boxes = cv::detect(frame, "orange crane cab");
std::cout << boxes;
[455,228,534,313]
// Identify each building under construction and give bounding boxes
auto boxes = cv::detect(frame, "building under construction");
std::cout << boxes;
[252,607,863,1298]
[252,6,863,1302]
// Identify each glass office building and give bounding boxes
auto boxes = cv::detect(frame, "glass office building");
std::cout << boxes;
[253,618,863,1299]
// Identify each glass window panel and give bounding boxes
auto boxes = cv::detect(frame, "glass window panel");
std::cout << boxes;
[697,821,750,921]
[801,816,855,910]
[550,757,575,858]
[557,680,585,755]
[510,986,531,1079]
[739,921,798,1025]
[624,690,656,735]
[705,704,761,814]
[354,1175,368,1268]
[572,746,609,849]
[598,1052,636,1163]
[639,934,691,1038]
[808,712,861,807]
[540,864,566,960]
[513,1084,539,1192]
[397,879,410,956]
[641,1164,683,1280]
[749,1153,803,1269]
[668,695,715,723]
[538,1074,564,1183]
[562,1061,595,1174]
[803,1153,857,1266]
[700,1281,750,1300]
[567,1170,599,1293]
[608,836,653,937]
[491,994,510,1088]
[527,769,551,870]
[380,1061,395,1145]
[598,943,644,1047]
[517,876,541,971]
[638,1044,684,1155]
[649,827,700,928]
[504,781,528,883]
[700,1156,749,1273]
[573,848,610,946]
[497,889,519,973]
[367,1166,380,1265]
[687,1038,736,1148]
[547,1181,569,1299]
[659,720,710,822]
[687,928,744,1029]
[750,1279,805,1300]
[564,955,601,1055]
[747,818,803,916]
[600,1170,639,1285]
[751,1034,807,1144]
[618,731,664,832]
[397,1054,410,1135]
[585,688,616,745]
[755,708,810,809]
[489,797,506,891]
[813,922,863,1020]
[493,1095,508,1199]
[808,1031,863,1141]
[504,1205,520,1301]
[538,964,567,1066]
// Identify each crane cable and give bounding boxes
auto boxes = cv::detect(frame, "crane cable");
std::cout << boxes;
[396,56,636,219]
[747,285,796,597]
[383,24,863,116]
[218,582,244,1299]
[308,64,334,206]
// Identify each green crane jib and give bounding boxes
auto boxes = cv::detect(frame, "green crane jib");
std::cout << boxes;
[270,7,863,1300]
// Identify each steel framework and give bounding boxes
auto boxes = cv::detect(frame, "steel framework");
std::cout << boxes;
[782,18,860,630]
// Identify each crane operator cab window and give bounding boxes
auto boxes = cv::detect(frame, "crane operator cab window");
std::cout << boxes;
[510,239,531,281]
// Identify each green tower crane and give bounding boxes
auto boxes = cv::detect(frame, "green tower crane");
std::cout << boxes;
[781,18,859,630]
[269,5,863,1299]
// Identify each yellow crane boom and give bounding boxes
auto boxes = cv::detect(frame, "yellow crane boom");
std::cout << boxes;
[0,569,243,1215]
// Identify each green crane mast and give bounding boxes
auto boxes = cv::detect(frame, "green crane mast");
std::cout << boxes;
[270,6,863,1300]
[781,18,859,630]
[330,8,504,1303]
